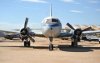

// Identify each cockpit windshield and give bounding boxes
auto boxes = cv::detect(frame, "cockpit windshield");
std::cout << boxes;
[45,17,60,24]
[52,19,59,22]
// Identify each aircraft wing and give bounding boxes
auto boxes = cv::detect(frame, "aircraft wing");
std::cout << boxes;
[82,30,100,34]
[0,30,18,36]
[82,35,100,42]
[58,33,72,37]
[81,30,100,42]
[34,32,45,37]
[0,30,17,33]
[0,29,20,40]
[58,30,100,38]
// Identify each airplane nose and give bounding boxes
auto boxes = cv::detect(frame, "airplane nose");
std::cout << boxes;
[48,23,60,31]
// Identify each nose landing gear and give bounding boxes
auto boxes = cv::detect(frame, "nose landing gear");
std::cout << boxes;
[49,37,53,51]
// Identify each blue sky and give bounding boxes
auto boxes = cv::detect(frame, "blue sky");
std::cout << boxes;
[0,0,100,31]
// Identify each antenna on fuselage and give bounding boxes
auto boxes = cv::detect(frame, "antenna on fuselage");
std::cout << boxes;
[50,4,52,17]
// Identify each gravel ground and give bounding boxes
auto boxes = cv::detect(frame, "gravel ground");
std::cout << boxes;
[0,37,100,63]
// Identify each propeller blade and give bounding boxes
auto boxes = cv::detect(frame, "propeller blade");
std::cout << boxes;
[24,17,28,29]
[66,23,75,30]
[82,27,92,31]
[28,35,35,42]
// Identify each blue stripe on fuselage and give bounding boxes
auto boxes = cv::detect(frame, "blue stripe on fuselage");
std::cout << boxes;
[49,24,61,27]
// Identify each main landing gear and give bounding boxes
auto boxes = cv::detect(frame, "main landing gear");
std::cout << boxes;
[49,37,53,51]
[23,36,31,47]
[71,35,79,47]
[24,40,30,47]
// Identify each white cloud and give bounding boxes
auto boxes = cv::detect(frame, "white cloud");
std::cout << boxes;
[62,0,74,3]
[21,0,47,3]
[96,9,100,12]
[70,10,82,13]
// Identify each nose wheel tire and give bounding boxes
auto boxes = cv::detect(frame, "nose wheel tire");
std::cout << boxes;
[24,41,30,47]
[49,44,53,51]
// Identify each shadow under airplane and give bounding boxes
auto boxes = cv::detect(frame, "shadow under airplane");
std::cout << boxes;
[58,45,100,52]
[0,45,100,52]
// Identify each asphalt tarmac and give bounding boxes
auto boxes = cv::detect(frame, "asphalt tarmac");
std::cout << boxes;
[0,37,100,63]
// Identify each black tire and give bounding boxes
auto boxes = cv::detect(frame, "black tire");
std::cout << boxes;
[24,41,30,47]
[71,42,74,47]
[74,41,78,47]
[27,41,30,47]
[24,41,27,47]
[49,44,53,51]
[71,41,78,47]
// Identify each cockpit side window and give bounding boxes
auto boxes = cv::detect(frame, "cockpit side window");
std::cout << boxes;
[46,19,51,23]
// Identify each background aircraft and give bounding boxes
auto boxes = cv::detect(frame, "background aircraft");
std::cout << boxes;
[82,30,100,43]
[82,35,100,43]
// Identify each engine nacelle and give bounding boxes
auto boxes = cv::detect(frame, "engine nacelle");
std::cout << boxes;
[20,28,28,35]
[74,29,82,36]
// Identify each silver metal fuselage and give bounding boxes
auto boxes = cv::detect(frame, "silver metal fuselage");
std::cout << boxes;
[42,17,62,37]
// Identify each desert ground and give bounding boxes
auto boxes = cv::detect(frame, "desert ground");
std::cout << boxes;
[0,37,100,63]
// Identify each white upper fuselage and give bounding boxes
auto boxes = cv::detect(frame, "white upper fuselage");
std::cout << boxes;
[42,17,62,37]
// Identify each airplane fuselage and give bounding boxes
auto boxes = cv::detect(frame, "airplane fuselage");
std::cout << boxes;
[42,17,62,37]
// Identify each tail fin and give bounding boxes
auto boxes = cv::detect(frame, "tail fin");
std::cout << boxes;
[50,4,52,17]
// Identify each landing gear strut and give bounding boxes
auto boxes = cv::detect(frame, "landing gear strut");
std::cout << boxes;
[23,36,31,47]
[49,37,53,51]
[24,40,30,47]
[71,35,78,47]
